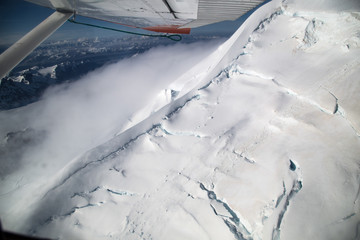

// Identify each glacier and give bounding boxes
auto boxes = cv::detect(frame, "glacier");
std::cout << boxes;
[0,0,360,239]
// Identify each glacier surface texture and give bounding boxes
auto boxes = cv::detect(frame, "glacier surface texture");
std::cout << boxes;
[0,0,360,239]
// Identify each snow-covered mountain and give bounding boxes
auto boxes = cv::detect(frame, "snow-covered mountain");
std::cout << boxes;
[0,0,359,239]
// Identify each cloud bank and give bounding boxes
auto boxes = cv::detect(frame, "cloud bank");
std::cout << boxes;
[0,39,224,185]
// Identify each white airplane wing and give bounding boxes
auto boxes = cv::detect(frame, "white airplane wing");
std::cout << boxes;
[0,0,267,79]
[26,0,267,33]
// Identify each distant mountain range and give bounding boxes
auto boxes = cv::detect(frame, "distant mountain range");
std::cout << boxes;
[0,35,224,110]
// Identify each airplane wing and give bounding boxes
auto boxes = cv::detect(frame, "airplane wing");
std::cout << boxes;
[26,0,267,34]
[0,0,268,79]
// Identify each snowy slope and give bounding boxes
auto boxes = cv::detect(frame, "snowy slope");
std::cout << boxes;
[1,0,360,239]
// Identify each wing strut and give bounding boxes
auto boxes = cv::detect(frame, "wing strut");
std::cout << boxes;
[0,11,73,80]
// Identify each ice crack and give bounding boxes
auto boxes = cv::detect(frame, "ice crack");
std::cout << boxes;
[356,222,360,240]
[272,80,340,116]
[42,201,104,228]
[199,183,252,240]
[275,182,286,208]
[272,160,303,240]
[233,150,256,164]
[163,94,200,120]
[106,188,135,196]
[272,180,302,240]
[256,9,282,31]
[158,124,206,139]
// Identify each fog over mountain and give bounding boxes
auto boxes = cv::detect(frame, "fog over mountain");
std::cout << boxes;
[0,0,359,239]
[0,35,224,109]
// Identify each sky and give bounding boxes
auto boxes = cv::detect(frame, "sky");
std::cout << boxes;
[0,0,257,47]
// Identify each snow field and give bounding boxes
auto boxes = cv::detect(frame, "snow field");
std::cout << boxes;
[0,0,360,239]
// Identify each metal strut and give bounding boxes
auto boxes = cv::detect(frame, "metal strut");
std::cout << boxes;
[0,11,73,80]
